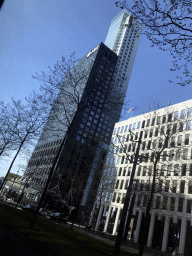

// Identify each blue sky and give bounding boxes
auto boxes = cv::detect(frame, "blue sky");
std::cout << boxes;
[0,0,192,176]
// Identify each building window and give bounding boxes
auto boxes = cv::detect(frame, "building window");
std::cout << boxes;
[127,167,131,176]
[185,134,189,145]
[115,180,119,189]
[179,122,183,132]
[160,165,165,176]
[157,116,161,124]
[174,164,179,176]
[124,125,128,133]
[188,108,192,118]
[112,192,116,202]
[186,120,191,130]
[143,166,147,176]
[137,195,141,206]
[129,124,132,130]
[178,198,184,212]
[181,164,186,176]
[174,111,179,120]
[117,156,121,164]
[190,164,192,176]
[177,135,182,146]
[169,150,174,161]
[117,127,120,134]
[142,120,145,128]
[140,180,144,191]
[142,141,146,150]
[155,196,161,209]
[187,199,192,214]
[118,167,122,176]
[137,166,141,176]
[120,180,124,189]
[133,123,136,130]
[123,167,126,176]
[180,180,185,193]
[143,195,148,207]
[162,115,166,123]
[162,151,167,162]
[176,149,181,160]
[172,123,177,133]
[162,197,168,210]
[167,165,172,176]
[171,137,175,147]
[165,180,170,192]
[155,128,158,137]
[170,197,175,211]
[150,152,154,162]
[172,180,177,193]
[147,141,151,150]
[146,119,150,127]
[148,166,152,176]
[181,109,185,119]
[183,148,188,160]
[124,179,129,189]
[122,193,126,204]
[151,118,155,126]
[153,139,157,149]
[120,126,124,133]
[149,129,153,137]
[159,138,163,148]
[189,180,192,194]
[137,121,141,129]
[144,130,148,138]
[168,113,172,122]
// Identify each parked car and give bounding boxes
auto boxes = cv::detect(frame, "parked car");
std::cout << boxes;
[0,196,4,201]
[39,208,48,217]
[22,205,35,213]
[50,212,68,224]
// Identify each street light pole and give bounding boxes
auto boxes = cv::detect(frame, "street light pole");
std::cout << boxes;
[113,130,143,255]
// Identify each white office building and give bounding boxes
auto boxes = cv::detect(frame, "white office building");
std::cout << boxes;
[91,99,192,255]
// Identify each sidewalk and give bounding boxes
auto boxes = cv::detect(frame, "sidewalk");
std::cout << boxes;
[66,222,172,256]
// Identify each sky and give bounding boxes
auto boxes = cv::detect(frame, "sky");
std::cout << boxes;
[0,0,192,176]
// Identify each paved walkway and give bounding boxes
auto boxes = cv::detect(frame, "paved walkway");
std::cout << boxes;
[65,224,171,256]
[65,223,157,256]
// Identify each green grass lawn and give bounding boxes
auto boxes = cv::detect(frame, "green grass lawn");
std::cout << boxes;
[0,204,136,256]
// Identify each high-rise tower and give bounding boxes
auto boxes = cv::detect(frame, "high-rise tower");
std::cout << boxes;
[105,10,142,94]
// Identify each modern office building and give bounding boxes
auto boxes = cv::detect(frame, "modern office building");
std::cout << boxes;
[23,10,142,214]
[91,99,192,255]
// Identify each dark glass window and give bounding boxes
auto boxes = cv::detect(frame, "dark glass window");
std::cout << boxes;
[178,198,184,212]
[180,180,185,193]
[168,113,172,122]
[162,115,166,123]
[170,197,175,211]
[181,164,186,176]
[185,134,189,145]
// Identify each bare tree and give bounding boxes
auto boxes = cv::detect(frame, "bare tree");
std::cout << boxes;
[0,101,18,158]
[27,49,131,229]
[115,0,192,86]
[0,97,46,192]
